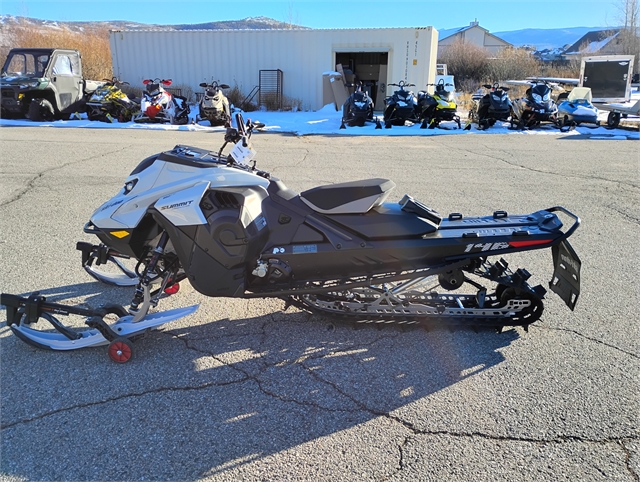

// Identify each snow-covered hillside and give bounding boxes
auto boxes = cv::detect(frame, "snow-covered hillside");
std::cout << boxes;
[493,26,616,50]
[0,15,307,32]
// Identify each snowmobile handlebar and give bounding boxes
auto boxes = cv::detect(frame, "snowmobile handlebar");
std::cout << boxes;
[103,77,129,86]
[482,83,510,92]
[199,81,230,89]
[389,81,415,88]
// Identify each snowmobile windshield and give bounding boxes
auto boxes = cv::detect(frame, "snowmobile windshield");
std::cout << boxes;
[491,90,507,101]
[146,83,161,96]
[397,90,413,100]
[531,84,551,104]
[89,89,108,102]
[2,51,50,78]
[438,90,454,102]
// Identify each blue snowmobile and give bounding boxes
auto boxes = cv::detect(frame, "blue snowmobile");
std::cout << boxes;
[556,87,600,129]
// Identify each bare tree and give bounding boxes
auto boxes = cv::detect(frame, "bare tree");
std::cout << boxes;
[284,2,300,29]
[615,0,640,71]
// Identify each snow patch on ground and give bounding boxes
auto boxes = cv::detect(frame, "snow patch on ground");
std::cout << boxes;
[1,102,637,139]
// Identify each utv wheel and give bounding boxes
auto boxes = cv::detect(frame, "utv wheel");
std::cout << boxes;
[108,337,133,363]
[27,98,55,122]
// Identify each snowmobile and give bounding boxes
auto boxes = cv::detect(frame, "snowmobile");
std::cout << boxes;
[555,87,600,128]
[340,81,381,129]
[417,79,462,129]
[86,77,140,123]
[133,78,190,125]
[383,80,420,128]
[467,82,513,130]
[1,113,582,362]
[196,80,231,126]
[511,80,559,130]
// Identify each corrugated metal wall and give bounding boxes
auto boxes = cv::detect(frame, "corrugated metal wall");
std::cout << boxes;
[109,27,438,111]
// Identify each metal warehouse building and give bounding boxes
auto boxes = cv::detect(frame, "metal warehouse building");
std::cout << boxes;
[109,27,438,111]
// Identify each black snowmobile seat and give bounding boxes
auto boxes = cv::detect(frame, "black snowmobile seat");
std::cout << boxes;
[300,178,395,214]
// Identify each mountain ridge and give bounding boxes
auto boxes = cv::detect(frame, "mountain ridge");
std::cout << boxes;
[0,15,614,49]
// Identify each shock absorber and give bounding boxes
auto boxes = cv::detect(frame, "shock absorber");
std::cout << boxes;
[129,232,169,318]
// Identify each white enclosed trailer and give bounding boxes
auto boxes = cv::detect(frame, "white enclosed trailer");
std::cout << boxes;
[109,27,438,111]
[579,55,635,103]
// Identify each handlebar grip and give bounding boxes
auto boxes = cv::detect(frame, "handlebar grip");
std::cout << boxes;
[235,113,246,135]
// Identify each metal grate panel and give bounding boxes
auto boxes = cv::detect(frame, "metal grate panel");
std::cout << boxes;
[259,69,283,110]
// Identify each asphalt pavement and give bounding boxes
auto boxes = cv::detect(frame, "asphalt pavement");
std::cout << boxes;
[0,126,638,481]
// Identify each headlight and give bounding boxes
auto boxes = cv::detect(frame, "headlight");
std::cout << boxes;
[491,94,502,101]
[532,93,542,103]
[123,179,138,194]
[19,81,39,89]
[543,92,550,101]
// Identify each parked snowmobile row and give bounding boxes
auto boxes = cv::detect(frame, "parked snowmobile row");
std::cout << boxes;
[1,112,582,362]
[507,79,601,131]
[380,79,462,129]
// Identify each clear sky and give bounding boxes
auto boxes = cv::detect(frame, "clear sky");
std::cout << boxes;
[0,0,622,32]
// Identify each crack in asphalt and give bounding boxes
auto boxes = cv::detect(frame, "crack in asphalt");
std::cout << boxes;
[299,353,640,478]
[2,316,637,478]
[0,378,247,430]
[534,325,640,359]
[448,143,640,191]
[0,146,133,208]
[620,439,640,482]
[294,149,310,167]
[606,203,640,225]
[0,319,399,429]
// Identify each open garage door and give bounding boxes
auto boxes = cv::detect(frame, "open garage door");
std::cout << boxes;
[335,52,388,110]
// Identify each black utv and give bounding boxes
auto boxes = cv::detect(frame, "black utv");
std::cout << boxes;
[0,48,103,120]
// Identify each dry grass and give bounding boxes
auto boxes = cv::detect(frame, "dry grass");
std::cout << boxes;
[2,19,112,80]
[438,39,491,84]
[439,39,581,93]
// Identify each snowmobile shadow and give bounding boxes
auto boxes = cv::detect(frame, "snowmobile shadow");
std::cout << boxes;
[4,280,133,308]
[135,310,520,477]
[1,300,520,480]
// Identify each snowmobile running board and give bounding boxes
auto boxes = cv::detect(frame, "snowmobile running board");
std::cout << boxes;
[1,292,198,357]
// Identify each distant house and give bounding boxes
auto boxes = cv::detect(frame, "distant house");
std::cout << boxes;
[437,20,512,56]
[563,29,624,57]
